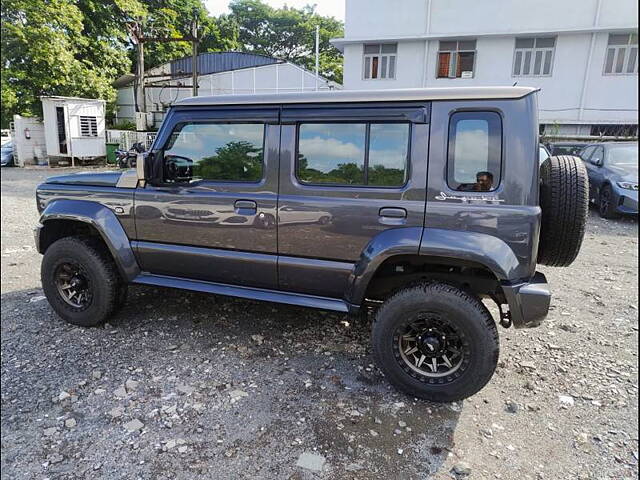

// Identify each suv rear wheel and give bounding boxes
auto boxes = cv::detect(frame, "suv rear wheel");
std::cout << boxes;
[41,236,122,327]
[372,283,499,402]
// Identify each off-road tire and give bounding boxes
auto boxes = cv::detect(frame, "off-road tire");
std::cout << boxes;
[41,236,122,327]
[372,283,499,402]
[538,155,589,267]
[598,184,620,219]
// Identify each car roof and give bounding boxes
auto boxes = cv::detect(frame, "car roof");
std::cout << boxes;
[174,86,538,107]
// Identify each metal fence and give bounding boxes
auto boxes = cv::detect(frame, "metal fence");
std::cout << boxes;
[106,130,157,150]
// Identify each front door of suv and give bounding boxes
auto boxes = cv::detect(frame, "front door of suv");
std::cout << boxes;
[277,103,429,298]
[133,107,280,289]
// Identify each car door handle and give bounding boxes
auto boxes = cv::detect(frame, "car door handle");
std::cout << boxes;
[234,200,257,212]
[379,207,407,218]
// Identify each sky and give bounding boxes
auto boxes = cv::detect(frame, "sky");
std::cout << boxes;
[204,0,346,21]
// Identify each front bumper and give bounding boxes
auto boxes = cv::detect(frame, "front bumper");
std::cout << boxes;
[615,190,638,215]
[501,272,551,328]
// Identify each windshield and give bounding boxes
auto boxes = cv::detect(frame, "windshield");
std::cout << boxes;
[607,144,638,167]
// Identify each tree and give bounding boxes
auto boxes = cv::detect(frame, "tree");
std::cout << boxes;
[227,0,344,83]
[0,0,145,126]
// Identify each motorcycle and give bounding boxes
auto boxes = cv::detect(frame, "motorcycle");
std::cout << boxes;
[116,142,146,169]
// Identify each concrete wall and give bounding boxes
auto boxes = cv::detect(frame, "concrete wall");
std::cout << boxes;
[339,0,638,126]
[12,116,46,166]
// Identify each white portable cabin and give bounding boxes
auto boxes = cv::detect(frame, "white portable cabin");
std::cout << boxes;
[41,96,106,163]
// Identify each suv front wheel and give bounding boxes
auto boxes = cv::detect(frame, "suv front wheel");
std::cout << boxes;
[41,236,123,327]
[372,283,499,402]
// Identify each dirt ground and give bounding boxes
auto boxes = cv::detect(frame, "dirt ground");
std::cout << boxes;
[1,167,638,479]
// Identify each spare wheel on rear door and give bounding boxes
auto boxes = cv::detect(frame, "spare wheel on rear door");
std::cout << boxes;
[537,155,589,267]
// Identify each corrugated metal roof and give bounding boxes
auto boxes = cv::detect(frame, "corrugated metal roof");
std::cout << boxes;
[170,52,282,76]
[174,86,539,106]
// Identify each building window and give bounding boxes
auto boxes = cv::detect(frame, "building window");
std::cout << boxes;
[164,123,264,182]
[513,37,555,76]
[297,123,410,187]
[437,40,476,78]
[363,44,397,79]
[447,111,502,192]
[79,116,98,137]
[604,33,638,74]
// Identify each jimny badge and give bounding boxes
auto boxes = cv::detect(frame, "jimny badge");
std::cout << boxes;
[435,191,505,204]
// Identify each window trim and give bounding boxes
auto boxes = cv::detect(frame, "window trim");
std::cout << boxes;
[512,36,556,77]
[79,115,98,137]
[160,121,267,184]
[603,33,638,76]
[294,121,412,189]
[446,110,503,192]
[436,41,477,79]
[362,43,398,81]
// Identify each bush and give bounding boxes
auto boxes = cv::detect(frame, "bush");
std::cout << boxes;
[110,120,136,131]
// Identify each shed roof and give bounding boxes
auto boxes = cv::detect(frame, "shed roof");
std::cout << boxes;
[170,51,282,76]
[174,86,538,106]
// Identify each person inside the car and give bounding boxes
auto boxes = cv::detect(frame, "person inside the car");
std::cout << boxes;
[475,171,494,191]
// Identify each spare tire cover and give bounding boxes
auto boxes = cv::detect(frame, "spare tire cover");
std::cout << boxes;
[537,155,589,267]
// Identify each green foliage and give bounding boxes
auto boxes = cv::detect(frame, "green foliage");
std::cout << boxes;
[298,157,405,186]
[227,0,344,83]
[110,119,137,131]
[1,0,344,128]
[194,141,263,181]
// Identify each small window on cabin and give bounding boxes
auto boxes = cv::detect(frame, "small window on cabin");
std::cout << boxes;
[79,116,98,137]
[447,112,502,192]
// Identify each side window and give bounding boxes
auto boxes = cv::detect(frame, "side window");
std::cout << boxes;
[447,112,502,192]
[163,123,264,182]
[297,123,410,187]
[580,145,595,161]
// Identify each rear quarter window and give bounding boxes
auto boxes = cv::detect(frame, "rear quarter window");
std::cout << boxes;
[447,111,502,192]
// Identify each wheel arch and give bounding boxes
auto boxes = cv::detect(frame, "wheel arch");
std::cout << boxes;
[346,227,518,307]
[37,199,139,281]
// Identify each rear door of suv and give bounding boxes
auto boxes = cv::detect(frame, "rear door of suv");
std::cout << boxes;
[277,102,430,298]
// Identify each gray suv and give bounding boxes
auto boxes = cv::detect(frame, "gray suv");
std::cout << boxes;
[34,87,589,402]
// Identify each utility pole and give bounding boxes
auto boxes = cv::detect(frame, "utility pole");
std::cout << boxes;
[127,21,146,114]
[315,25,320,91]
[191,15,199,97]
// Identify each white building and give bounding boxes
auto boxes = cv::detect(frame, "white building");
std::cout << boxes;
[331,0,639,137]
[41,96,106,162]
[115,51,340,130]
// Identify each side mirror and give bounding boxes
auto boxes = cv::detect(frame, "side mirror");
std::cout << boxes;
[165,155,194,182]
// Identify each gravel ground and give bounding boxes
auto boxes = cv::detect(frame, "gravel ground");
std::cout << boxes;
[1,167,638,480]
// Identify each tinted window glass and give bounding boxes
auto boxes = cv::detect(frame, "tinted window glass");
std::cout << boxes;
[368,124,410,186]
[448,112,502,192]
[298,124,366,184]
[164,123,264,182]
[608,144,638,166]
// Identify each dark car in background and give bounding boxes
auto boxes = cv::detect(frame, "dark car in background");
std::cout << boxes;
[580,142,638,218]
[1,141,14,167]
[547,142,589,156]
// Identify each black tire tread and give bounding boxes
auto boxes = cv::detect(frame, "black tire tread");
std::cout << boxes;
[538,155,589,267]
[372,282,499,402]
[41,235,121,326]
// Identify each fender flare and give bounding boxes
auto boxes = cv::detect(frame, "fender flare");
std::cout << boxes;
[419,228,521,280]
[37,199,140,281]
[346,227,522,307]
[345,227,423,306]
